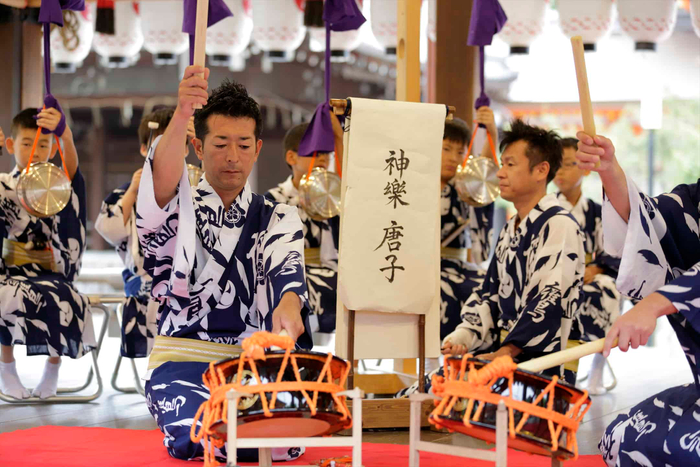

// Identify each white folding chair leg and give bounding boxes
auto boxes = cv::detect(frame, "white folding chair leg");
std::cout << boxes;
[110,302,145,396]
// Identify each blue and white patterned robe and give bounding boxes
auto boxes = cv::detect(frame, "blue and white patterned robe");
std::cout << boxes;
[557,193,622,342]
[449,193,584,384]
[439,182,494,341]
[0,167,95,358]
[599,177,700,467]
[265,176,339,333]
[136,138,311,461]
[95,182,158,358]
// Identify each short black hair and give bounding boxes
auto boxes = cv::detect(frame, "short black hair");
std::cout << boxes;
[499,119,562,184]
[561,137,578,151]
[284,123,309,154]
[194,79,262,142]
[443,118,471,147]
[11,108,39,138]
[138,107,175,147]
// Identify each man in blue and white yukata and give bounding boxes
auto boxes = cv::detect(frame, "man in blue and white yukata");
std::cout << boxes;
[399,120,585,397]
[136,65,312,463]
[575,131,700,467]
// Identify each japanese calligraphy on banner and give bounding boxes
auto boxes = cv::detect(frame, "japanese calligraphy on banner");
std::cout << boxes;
[338,98,444,314]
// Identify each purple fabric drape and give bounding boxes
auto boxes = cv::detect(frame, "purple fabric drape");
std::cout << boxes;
[182,0,233,65]
[298,0,366,157]
[467,0,507,125]
[38,0,84,136]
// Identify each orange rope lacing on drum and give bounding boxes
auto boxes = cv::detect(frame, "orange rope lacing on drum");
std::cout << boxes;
[430,355,591,461]
[319,456,352,467]
[25,107,70,180]
[461,124,498,169]
[190,331,352,467]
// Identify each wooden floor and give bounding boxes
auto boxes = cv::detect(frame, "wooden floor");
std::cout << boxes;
[0,309,693,458]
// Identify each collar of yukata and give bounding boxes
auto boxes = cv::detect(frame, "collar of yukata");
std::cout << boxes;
[514,193,559,234]
[195,175,253,218]
[281,175,299,199]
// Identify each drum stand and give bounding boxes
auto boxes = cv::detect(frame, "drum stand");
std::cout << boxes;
[408,394,564,467]
[225,387,365,467]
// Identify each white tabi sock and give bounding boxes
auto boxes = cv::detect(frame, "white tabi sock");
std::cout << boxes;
[32,359,62,399]
[0,360,31,399]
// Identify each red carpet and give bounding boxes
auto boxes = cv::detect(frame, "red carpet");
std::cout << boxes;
[0,426,605,466]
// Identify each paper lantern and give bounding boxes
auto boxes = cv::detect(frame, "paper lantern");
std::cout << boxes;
[689,0,700,39]
[370,0,397,55]
[50,3,95,73]
[617,0,677,51]
[93,2,144,68]
[497,0,548,55]
[558,0,614,52]
[140,0,188,66]
[252,0,306,63]
[309,28,362,62]
[206,0,253,67]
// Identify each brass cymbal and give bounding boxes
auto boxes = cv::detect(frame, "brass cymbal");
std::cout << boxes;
[299,167,341,221]
[17,162,72,218]
[454,156,500,207]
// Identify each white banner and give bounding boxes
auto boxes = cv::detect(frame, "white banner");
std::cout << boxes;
[338,98,444,314]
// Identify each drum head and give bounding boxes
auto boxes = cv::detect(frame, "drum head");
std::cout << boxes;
[208,351,350,439]
[454,157,500,207]
[433,358,588,459]
[18,163,72,217]
[299,168,341,221]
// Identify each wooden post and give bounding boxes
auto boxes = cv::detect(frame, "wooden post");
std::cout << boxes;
[347,309,355,390]
[21,22,43,110]
[429,0,478,123]
[396,0,422,103]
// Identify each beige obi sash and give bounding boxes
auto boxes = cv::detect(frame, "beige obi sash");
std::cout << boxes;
[2,239,56,271]
[147,335,243,374]
[440,247,468,262]
[304,247,321,267]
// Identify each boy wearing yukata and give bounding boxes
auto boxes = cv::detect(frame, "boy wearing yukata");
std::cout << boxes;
[95,108,193,359]
[575,131,700,467]
[438,109,497,344]
[442,120,585,386]
[553,137,622,394]
[0,108,92,400]
[264,118,343,334]
[136,66,311,463]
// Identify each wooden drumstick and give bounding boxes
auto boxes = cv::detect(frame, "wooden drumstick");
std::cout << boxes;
[146,121,159,153]
[571,36,600,168]
[193,0,209,110]
[519,338,617,373]
[441,220,468,247]
[271,329,290,351]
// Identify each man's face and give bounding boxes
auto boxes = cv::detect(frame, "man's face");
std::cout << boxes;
[7,128,54,169]
[553,147,585,193]
[441,138,466,182]
[497,140,548,202]
[193,115,262,194]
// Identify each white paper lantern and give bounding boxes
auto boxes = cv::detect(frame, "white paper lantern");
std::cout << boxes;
[140,0,188,66]
[689,0,700,39]
[252,0,306,63]
[50,3,95,73]
[93,2,144,68]
[309,28,362,62]
[558,0,614,52]
[617,0,677,51]
[497,0,548,55]
[370,0,396,55]
[206,0,253,67]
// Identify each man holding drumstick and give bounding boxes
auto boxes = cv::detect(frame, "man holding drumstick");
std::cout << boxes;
[576,132,700,466]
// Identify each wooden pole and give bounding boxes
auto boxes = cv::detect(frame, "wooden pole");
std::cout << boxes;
[396,0,422,103]
[571,36,596,138]
[192,0,209,109]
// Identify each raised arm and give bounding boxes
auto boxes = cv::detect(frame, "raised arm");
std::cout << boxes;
[153,66,209,208]
[576,132,630,222]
